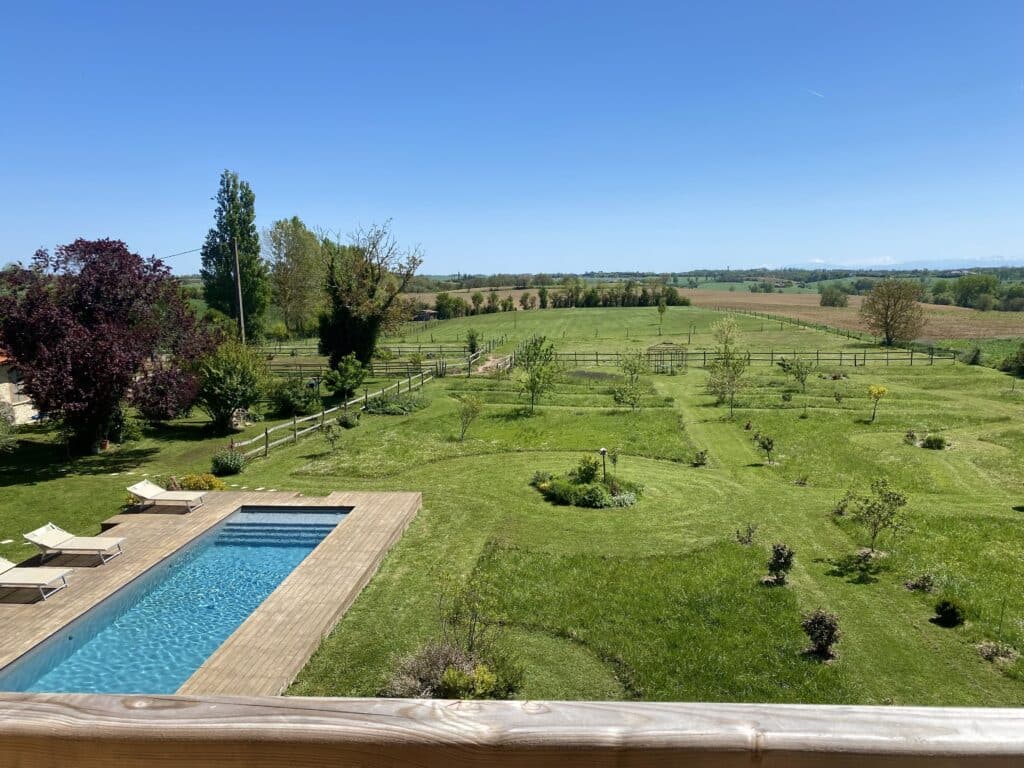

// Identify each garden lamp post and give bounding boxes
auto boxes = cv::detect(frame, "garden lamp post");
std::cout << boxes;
[599,447,607,482]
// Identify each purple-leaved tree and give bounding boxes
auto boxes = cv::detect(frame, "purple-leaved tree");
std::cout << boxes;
[0,239,211,453]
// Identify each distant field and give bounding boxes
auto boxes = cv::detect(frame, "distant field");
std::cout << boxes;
[389,306,871,353]
[682,289,1024,343]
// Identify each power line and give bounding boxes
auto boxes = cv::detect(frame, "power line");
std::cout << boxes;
[160,247,201,259]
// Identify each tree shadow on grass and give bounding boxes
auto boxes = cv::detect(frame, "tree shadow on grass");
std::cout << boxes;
[0,440,159,488]
[1013,505,1024,513]
[489,407,537,422]
[817,553,884,585]
[142,420,221,444]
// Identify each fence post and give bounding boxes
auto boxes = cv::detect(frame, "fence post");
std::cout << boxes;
[703,350,707,366]
[264,428,269,458]
[365,388,369,407]
[910,349,914,366]
[292,415,298,443]
[816,350,820,365]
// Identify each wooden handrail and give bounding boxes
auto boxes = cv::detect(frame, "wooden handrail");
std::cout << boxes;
[0,695,1021,767]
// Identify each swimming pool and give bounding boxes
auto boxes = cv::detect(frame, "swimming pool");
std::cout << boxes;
[0,506,348,694]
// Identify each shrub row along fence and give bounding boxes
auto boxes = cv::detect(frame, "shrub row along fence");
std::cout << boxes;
[231,371,433,461]
[541,349,957,368]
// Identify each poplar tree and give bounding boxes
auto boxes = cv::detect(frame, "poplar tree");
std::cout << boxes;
[200,170,270,340]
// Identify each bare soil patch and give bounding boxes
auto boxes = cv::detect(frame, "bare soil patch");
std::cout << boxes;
[683,290,1024,341]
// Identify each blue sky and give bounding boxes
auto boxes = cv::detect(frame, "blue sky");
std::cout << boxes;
[1,1,1021,274]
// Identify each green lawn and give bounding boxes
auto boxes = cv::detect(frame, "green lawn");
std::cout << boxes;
[2,309,1023,705]
[276,361,1024,704]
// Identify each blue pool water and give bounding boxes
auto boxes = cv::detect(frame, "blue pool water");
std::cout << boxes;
[0,507,347,694]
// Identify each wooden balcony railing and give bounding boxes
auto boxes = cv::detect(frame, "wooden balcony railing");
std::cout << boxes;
[1,694,1022,767]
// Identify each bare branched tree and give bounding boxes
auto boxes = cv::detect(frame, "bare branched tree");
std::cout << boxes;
[318,220,423,366]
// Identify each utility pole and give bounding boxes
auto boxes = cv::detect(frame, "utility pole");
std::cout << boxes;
[233,237,246,344]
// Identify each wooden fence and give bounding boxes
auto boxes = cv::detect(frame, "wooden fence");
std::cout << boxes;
[259,337,505,361]
[2,694,1022,767]
[543,348,957,368]
[231,371,433,460]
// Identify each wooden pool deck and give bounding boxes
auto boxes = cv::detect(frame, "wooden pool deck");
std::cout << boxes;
[0,490,421,696]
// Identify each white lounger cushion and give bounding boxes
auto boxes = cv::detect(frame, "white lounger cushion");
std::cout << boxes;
[127,481,205,502]
[24,523,124,553]
[0,557,71,586]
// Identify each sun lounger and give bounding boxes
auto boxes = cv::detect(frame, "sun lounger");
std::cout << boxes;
[127,480,207,512]
[0,556,71,600]
[24,523,125,564]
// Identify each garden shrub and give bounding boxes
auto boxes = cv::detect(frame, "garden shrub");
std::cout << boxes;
[959,346,983,365]
[440,663,500,699]
[271,378,322,418]
[383,581,523,700]
[569,455,601,484]
[781,392,793,402]
[542,477,582,506]
[577,483,613,509]
[763,543,795,586]
[801,609,841,658]
[108,404,143,443]
[134,367,198,423]
[532,460,642,509]
[178,473,228,491]
[364,392,427,415]
[691,449,708,467]
[921,434,946,450]
[322,353,366,399]
[337,411,360,429]
[530,470,554,487]
[904,429,918,445]
[934,596,967,627]
[211,449,246,476]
